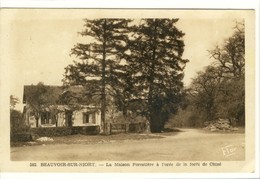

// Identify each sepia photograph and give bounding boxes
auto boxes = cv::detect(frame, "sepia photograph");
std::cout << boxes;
[0,8,256,174]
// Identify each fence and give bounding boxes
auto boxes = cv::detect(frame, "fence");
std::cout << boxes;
[110,123,127,134]
[108,122,146,134]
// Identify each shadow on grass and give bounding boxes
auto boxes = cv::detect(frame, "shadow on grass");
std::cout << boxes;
[163,128,183,133]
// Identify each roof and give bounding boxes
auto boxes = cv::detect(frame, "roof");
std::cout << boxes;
[23,85,86,105]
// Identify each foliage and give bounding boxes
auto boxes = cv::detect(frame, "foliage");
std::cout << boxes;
[30,127,72,137]
[29,126,100,137]
[25,82,50,127]
[10,109,25,133]
[10,95,19,110]
[10,95,27,136]
[166,106,203,128]
[188,22,245,126]
[209,22,245,78]
[11,133,32,142]
[189,66,222,121]
[64,19,132,132]
[64,19,188,132]
[125,19,188,132]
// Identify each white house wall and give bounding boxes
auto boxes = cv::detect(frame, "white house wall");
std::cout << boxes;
[25,106,101,128]
[57,112,66,127]
[72,109,101,126]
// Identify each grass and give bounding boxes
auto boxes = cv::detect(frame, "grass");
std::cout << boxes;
[53,133,164,145]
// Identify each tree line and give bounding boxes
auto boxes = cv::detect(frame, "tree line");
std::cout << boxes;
[169,22,245,127]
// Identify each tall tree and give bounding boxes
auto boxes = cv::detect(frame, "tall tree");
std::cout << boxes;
[126,19,188,132]
[209,21,245,125]
[63,19,131,133]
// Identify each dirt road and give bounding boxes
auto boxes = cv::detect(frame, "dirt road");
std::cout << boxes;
[11,128,245,161]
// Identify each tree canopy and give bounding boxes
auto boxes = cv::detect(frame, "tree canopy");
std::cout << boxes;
[64,19,132,132]
[125,19,188,132]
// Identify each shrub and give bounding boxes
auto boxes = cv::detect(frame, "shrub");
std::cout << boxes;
[11,133,32,142]
[129,122,146,133]
[80,126,100,135]
[30,126,100,137]
[30,127,72,137]
[72,126,100,135]
[11,126,101,142]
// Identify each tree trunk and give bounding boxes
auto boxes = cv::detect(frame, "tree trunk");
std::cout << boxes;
[147,20,157,133]
[36,117,39,128]
[65,110,73,127]
[149,112,164,133]
[100,19,107,134]
[35,112,39,128]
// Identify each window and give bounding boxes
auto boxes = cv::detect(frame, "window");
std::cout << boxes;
[41,112,51,124]
[83,112,96,124]
[83,113,90,124]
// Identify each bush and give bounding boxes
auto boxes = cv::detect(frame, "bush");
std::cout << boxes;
[129,122,146,133]
[72,126,100,135]
[11,126,30,134]
[166,107,205,128]
[11,133,32,142]
[30,127,72,137]
[30,126,101,137]
[81,126,100,135]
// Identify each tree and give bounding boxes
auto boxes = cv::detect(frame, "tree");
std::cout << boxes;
[215,77,245,125]
[189,21,245,126]
[189,66,223,121]
[126,19,188,132]
[10,95,24,133]
[10,95,20,110]
[63,19,132,132]
[25,82,49,127]
[209,21,245,125]
[209,22,245,79]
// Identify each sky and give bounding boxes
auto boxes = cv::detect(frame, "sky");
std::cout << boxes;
[4,9,246,111]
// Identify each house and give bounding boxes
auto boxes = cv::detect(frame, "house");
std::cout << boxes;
[22,85,101,128]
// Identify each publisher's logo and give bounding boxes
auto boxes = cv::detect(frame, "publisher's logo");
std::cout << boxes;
[221,145,237,157]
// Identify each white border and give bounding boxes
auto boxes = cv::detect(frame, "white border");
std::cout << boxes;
[0,0,258,9]
[0,0,259,178]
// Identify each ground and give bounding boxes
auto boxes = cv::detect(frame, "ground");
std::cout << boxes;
[11,128,245,161]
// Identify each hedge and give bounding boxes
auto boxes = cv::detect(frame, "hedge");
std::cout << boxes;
[30,126,100,137]
[30,127,72,137]
[11,133,32,142]
[71,126,100,135]
[11,126,101,142]
[129,122,146,133]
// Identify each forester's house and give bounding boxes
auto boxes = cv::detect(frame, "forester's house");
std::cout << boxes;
[23,85,101,128]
